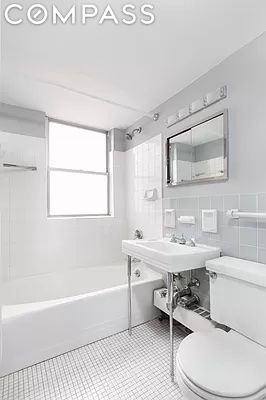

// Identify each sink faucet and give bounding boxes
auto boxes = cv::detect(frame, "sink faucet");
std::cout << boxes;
[186,238,196,247]
[170,233,186,245]
[170,234,196,247]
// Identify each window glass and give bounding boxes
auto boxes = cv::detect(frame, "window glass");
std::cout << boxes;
[49,122,107,172]
[48,120,109,217]
[49,171,108,216]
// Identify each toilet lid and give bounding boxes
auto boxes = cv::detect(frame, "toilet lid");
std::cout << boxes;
[177,329,266,398]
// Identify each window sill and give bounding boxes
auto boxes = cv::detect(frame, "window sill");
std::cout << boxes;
[47,214,114,220]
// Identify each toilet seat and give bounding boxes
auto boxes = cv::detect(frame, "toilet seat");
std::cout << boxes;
[177,329,266,399]
[176,362,266,400]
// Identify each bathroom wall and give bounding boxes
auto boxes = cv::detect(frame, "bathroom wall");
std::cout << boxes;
[163,193,266,264]
[125,134,163,240]
[125,32,266,263]
[122,33,266,310]
[0,126,127,281]
[0,103,46,138]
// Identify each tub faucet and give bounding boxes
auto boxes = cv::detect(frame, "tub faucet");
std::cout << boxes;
[134,269,141,278]
[134,229,143,240]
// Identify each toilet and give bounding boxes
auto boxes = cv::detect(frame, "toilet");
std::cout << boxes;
[176,256,266,399]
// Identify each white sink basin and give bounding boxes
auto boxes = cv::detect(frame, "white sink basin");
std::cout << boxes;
[122,239,221,273]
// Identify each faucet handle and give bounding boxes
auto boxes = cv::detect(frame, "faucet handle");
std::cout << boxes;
[170,233,178,243]
[178,234,186,245]
[134,229,143,240]
[186,237,196,247]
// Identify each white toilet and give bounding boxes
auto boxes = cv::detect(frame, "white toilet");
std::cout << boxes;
[176,256,266,399]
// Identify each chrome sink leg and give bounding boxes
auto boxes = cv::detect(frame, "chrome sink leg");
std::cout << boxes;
[167,272,174,382]
[128,256,132,336]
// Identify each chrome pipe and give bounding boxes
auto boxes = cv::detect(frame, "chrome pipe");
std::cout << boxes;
[167,272,174,382]
[127,256,132,336]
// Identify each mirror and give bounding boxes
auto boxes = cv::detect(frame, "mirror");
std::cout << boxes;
[166,111,228,186]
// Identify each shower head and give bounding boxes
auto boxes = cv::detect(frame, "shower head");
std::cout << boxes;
[126,132,133,140]
[125,127,142,141]
[132,127,142,135]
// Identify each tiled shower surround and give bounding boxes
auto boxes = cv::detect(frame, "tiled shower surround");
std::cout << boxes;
[163,193,266,264]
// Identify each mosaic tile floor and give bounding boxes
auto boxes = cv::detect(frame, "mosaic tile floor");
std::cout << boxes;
[0,319,186,400]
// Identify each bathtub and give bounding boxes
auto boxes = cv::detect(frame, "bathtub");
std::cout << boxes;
[0,262,163,376]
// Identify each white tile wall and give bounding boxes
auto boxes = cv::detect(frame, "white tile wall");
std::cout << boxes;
[125,135,163,240]
[0,131,127,281]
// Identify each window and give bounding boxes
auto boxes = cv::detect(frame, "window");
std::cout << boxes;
[48,120,110,217]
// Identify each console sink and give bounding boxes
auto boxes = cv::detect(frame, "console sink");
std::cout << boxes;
[122,239,221,273]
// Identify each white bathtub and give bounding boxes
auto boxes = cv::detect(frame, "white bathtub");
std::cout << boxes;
[0,262,163,376]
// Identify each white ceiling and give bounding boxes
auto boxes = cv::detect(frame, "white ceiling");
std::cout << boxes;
[1,0,266,131]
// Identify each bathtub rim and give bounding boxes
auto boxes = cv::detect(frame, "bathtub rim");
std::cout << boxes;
[2,267,163,320]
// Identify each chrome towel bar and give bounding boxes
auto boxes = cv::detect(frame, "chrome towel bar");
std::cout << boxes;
[226,209,266,220]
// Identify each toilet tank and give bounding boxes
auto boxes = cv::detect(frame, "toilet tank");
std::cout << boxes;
[206,256,266,347]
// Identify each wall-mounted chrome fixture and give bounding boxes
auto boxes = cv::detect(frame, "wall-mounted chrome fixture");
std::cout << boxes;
[143,112,160,122]
[226,209,266,220]
[152,113,160,122]
[144,188,158,201]
[134,229,143,240]
[0,163,37,172]
[125,127,142,141]
[166,86,227,128]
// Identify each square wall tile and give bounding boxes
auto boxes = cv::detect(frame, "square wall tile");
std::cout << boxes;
[198,197,211,210]
[223,194,239,211]
[210,196,223,211]
[179,197,198,210]
[166,198,178,210]
[258,193,266,212]
[239,218,258,229]
[209,229,223,242]
[258,229,266,249]
[197,231,211,243]
[240,194,257,212]
[258,248,266,264]
[239,245,258,262]
[258,221,266,230]
[239,227,257,247]
[239,195,258,227]
[220,225,239,246]
[222,242,239,258]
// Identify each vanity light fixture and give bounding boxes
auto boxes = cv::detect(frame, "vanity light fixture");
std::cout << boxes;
[166,85,227,128]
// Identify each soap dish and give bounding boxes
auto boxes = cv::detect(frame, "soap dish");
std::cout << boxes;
[144,188,158,201]
[178,216,196,225]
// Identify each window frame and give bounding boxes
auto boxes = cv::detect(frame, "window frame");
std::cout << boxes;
[47,118,110,218]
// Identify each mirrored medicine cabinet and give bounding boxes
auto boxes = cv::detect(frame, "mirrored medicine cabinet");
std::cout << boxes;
[166,110,228,186]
